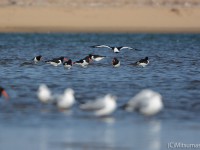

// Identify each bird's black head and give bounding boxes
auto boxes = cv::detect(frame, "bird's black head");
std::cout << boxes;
[145,57,148,60]
[0,87,4,94]
[85,56,90,62]
[112,57,118,64]
[59,57,68,62]
[88,54,93,59]
[36,55,42,61]
[59,56,64,61]
[67,59,72,65]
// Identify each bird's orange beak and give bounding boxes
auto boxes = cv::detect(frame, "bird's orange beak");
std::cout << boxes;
[2,90,9,100]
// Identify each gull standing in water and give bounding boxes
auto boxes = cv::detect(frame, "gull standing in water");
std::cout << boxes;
[56,88,75,110]
[122,89,163,116]
[80,94,117,117]
[37,84,52,103]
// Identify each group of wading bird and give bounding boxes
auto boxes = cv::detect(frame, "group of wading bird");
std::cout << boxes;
[1,45,163,117]
[33,45,149,68]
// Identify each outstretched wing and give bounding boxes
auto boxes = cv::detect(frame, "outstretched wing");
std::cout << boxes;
[133,48,142,51]
[118,46,133,50]
[119,47,141,51]
[91,45,112,49]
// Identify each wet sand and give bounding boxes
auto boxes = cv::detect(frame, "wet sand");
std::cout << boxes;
[0,5,200,33]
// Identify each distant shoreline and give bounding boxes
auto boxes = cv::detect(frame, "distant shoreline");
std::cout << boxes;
[0,6,200,33]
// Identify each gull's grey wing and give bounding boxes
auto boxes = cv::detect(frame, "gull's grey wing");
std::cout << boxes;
[91,45,112,49]
[119,47,142,51]
[118,46,133,50]
[80,98,105,111]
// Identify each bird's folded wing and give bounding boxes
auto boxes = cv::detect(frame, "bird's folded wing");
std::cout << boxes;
[80,98,105,111]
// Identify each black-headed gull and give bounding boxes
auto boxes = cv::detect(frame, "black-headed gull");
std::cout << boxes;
[56,88,75,109]
[123,89,163,116]
[91,45,140,53]
[0,86,9,100]
[80,94,117,117]
[37,84,52,103]
[112,57,120,67]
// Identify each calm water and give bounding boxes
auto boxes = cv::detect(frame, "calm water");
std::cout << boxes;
[0,33,200,150]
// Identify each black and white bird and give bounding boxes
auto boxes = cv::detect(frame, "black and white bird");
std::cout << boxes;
[0,86,9,100]
[80,94,117,117]
[91,45,140,53]
[122,89,163,116]
[74,56,91,67]
[135,57,149,67]
[45,56,68,66]
[89,54,106,61]
[63,59,73,69]
[112,57,120,67]
[33,55,42,63]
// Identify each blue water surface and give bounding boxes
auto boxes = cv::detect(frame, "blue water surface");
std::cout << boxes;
[0,33,200,150]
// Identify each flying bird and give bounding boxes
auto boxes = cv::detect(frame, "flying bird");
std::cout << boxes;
[91,45,141,53]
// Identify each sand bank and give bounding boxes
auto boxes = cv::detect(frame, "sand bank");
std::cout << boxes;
[0,6,200,33]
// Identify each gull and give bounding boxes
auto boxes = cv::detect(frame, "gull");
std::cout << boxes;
[91,45,141,53]
[56,88,75,110]
[123,89,163,116]
[80,94,117,117]
[37,84,52,103]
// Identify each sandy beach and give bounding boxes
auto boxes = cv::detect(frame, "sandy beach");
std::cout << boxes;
[0,1,200,33]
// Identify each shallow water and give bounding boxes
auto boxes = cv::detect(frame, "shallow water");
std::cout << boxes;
[0,33,200,150]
